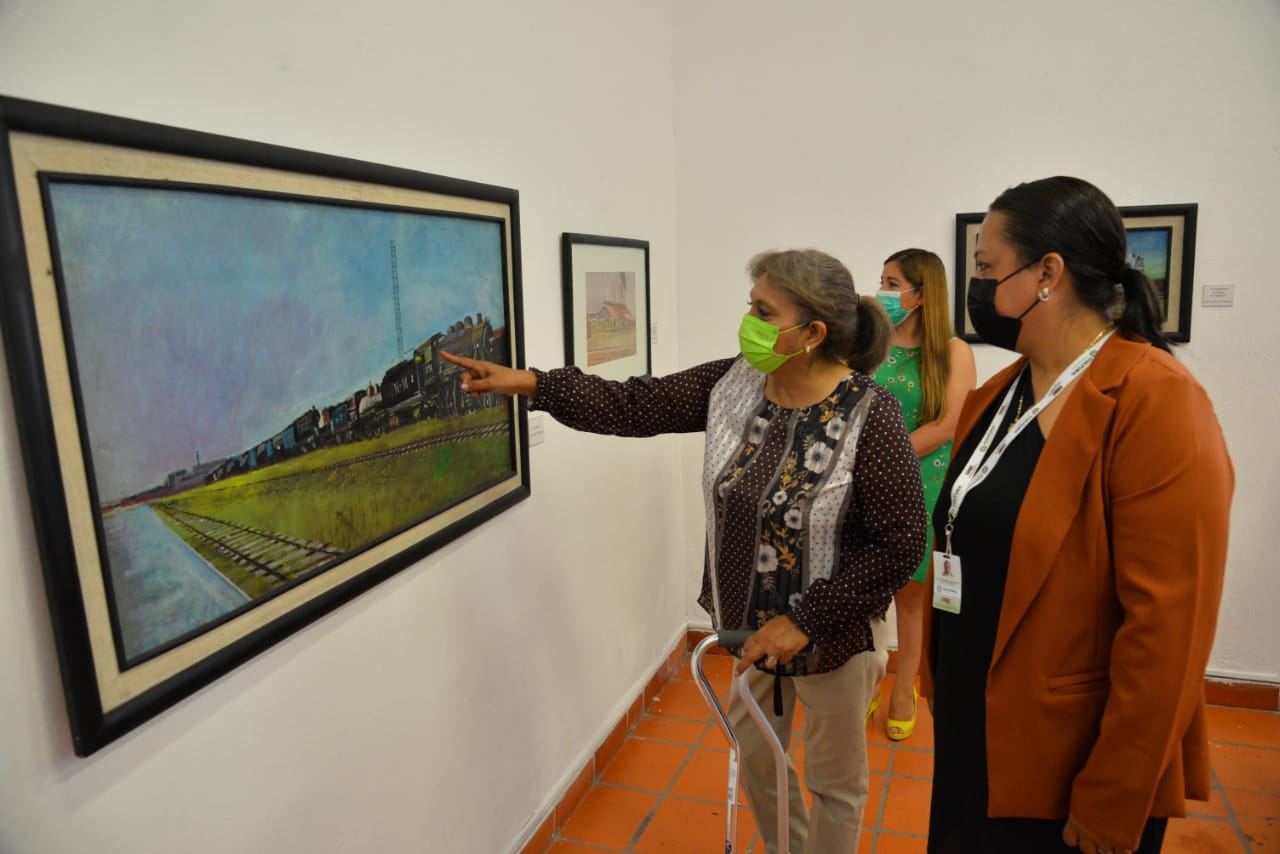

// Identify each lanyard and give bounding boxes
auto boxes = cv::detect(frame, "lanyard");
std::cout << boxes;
[942,331,1114,556]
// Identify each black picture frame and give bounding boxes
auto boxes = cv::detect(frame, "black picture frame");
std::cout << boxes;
[953,203,1197,343]
[1118,203,1197,343]
[0,95,530,755]
[952,211,986,344]
[560,233,651,380]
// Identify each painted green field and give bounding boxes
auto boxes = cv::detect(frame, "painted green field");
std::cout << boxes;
[155,407,514,596]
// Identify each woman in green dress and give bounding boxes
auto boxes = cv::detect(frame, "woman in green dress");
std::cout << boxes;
[871,248,976,740]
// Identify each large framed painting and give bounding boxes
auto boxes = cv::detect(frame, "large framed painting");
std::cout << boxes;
[0,96,529,755]
[953,203,1197,343]
[560,232,651,380]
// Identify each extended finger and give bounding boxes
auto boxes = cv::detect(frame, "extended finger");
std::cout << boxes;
[457,364,493,392]
[461,379,490,396]
[441,351,477,369]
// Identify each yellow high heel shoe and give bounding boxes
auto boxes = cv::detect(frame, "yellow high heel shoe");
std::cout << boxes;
[886,686,918,741]
[865,695,880,725]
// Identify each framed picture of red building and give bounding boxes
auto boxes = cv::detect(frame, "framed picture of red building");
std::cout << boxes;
[560,232,651,380]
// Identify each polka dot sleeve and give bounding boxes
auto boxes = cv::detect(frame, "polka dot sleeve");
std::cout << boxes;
[527,359,736,436]
[787,388,928,654]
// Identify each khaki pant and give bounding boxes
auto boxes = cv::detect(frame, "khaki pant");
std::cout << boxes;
[728,619,889,854]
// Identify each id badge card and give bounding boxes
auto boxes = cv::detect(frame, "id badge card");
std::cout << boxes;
[932,551,962,614]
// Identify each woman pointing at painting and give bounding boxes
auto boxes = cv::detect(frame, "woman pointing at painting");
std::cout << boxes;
[443,247,925,854]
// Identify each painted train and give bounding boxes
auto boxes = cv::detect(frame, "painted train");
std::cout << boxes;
[206,312,506,483]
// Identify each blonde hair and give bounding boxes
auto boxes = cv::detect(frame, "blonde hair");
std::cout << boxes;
[748,248,892,375]
[884,248,954,423]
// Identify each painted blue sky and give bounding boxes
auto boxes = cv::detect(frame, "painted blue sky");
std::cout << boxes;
[47,181,507,501]
[1126,227,1170,280]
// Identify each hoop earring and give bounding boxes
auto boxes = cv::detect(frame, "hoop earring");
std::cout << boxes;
[1037,287,1053,302]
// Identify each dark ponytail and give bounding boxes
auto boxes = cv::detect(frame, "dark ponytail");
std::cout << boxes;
[1115,264,1171,353]
[847,294,894,375]
[990,176,1171,353]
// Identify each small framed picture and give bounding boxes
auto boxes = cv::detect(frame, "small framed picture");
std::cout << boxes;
[953,212,986,344]
[1120,204,1197,343]
[560,233,651,380]
[953,203,1197,343]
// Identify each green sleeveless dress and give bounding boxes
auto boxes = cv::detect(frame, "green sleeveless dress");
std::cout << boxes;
[873,345,951,582]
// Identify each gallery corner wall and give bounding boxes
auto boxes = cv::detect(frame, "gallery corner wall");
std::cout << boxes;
[670,0,1280,688]
[0,2,685,853]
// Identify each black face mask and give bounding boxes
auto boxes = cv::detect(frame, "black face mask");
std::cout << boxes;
[967,262,1039,351]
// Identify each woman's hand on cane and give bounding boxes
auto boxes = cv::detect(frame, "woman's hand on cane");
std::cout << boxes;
[736,616,811,674]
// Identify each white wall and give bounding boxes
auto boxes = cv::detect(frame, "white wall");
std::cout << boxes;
[671,0,1280,685]
[2,2,1277,853]
[0,2,688,853]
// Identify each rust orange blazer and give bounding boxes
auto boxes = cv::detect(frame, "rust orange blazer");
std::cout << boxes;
[919,334,1233,851]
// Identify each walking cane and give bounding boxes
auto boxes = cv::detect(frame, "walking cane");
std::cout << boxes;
[691,630,791,854]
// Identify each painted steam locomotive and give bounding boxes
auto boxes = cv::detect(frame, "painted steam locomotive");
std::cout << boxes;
[207,312,505,483]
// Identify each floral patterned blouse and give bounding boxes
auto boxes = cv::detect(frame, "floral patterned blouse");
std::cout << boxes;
[529,356,926,675]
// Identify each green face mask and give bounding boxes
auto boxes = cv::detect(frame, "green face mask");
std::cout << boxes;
[738,313,807,374]
[875,290,916,326]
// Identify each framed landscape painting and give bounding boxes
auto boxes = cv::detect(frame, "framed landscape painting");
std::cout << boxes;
[1118,203,1196,343]
[560,232,651,380]
[953,203,1196,343]
[0,96,529,754]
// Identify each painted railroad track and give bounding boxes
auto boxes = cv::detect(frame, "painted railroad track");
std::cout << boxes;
[326,423,507,471]
[155,505,343,585]
[196,423,510,495]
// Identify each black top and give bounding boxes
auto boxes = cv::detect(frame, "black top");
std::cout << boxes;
[928,369,1046,851]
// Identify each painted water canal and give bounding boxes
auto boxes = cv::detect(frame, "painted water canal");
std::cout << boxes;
[103,504,250,662]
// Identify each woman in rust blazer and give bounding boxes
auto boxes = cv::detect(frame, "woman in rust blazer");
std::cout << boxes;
[920,177,1233,854]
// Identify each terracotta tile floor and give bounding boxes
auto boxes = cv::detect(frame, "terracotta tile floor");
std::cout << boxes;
[548,653,1280,852]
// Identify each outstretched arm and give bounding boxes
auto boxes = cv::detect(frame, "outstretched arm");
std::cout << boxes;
[441,351,536,398]
[445,351,736,437]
